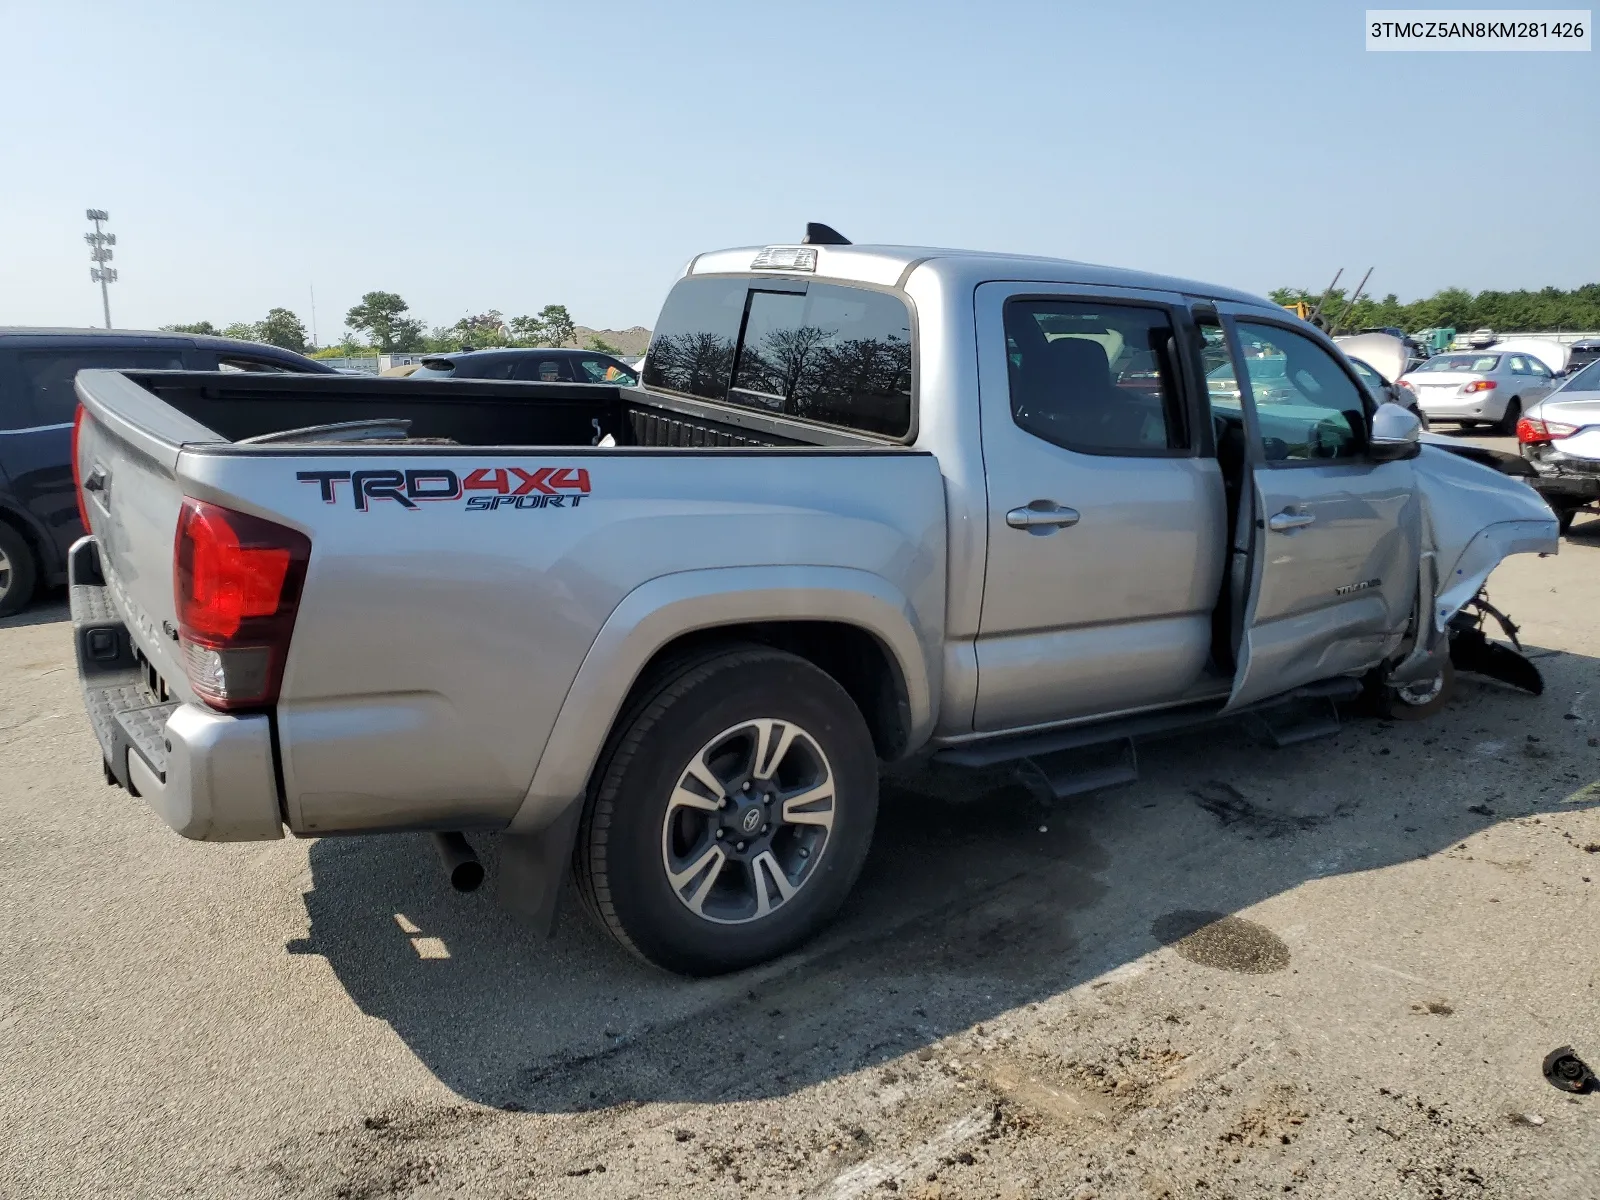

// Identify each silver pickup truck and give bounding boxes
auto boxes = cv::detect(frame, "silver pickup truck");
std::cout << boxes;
[69,229,1557,975]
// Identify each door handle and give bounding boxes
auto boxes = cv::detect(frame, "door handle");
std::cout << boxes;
[82,467,107,493]
[1007,502,1081,531]
[1267,509,1315,533]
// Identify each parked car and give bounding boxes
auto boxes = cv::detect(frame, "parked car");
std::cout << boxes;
[1334,333,1428,427]
[409,347,639,386]
[1347,356,1429,429]
[66,234,1556,975]
[0,328,333,616]
[1516,357,1600,533]
[1565,339,1600,374]
[1397,350,1556,433]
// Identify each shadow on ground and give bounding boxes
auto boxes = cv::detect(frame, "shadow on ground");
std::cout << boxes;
[292,650,1600,1115]
[0,590,68,630]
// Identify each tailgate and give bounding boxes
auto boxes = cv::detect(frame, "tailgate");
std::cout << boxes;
[74,369,225,695]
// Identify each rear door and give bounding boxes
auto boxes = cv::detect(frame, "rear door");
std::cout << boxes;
[1211,308,1419,709]
[973,283,1227,731]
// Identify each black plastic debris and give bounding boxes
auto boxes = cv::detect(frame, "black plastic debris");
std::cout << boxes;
[1542,1047,1597,1094]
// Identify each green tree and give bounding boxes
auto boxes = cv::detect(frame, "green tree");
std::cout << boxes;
[536,304,575,347]
[449,310,507,350]
[507,313,548,344]
[160,320,220,336]
[586,334,623,354]
[256,307,309,353]
[222,321,259,341]
[345,291,424,352]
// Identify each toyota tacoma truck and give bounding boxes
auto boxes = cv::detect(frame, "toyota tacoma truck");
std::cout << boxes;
[68,227,1558,975]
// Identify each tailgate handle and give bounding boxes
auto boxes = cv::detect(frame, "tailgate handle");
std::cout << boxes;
[83,467,108,493]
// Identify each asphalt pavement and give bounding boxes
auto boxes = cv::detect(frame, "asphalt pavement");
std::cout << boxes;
[2,465,1597,1199]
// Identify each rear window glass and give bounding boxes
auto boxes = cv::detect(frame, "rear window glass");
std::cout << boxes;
[643,278,747,401]
[19,347,186,425]
[645,277,914,437]
[409,361,457,379]
[1417,354,1499,373]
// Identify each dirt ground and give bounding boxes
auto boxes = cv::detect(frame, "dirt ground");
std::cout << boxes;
[2,516,1597,1200]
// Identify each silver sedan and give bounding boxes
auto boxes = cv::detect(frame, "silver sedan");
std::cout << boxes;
[1398,350,1557,434]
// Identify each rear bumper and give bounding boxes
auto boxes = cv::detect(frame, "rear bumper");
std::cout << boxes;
[1416,399,1495,421]
[69,537,283,841]
[1523,455,1600,503]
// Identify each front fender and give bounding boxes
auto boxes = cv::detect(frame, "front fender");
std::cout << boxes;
[1414,444,1559,630]
[507,565,939,834]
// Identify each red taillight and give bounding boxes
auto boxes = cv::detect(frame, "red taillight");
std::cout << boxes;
[1517,416,1579,444]
[71,405,92,532]
[1463,380,1497,393]
[1397,379,1415,391]
[174,499,310,711]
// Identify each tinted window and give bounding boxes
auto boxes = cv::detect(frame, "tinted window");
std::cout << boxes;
[647,277,914,436]
[732,285,913,435]
[18,348,185,425]
[1418,354,1499,373]
[643,277,747,401]
[1234,321,1367,462]
[217,356,294,373]
[409,361,457,379]
[576,357,637,385]
[464,357,518,381]
[1004,299,1186,454]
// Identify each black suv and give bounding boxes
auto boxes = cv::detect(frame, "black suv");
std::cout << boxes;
[409,347,639,385]
[0,328,333,615]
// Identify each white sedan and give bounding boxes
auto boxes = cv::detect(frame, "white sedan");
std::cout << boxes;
[1398,350,1557,434]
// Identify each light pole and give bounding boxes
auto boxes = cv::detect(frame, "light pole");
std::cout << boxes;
[85,209,117,329]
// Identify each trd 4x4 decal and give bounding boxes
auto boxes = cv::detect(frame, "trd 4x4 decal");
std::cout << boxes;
[296,466,591,512]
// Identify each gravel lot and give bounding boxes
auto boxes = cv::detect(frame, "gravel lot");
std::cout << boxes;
[3,472,1597,1200]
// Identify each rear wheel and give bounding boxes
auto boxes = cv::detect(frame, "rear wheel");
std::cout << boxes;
[1496,398,1522,437]
[573,646,879,976]
[0,521,38,618]
[1558,506,1578,535]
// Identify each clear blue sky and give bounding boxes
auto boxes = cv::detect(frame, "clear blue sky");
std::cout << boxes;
[1,0,1594,337]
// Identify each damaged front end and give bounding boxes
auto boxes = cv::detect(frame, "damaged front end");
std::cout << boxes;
[1385,442,1559,696]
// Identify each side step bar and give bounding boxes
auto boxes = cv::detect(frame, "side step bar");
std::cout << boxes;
[935,677,1362,799]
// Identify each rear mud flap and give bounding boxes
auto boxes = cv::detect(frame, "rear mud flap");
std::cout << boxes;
[497,800,584,937]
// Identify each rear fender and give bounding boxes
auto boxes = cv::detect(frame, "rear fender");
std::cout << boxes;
[507,565,937,834]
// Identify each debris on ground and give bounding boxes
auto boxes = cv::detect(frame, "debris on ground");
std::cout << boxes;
[1542,1047,1597,1095]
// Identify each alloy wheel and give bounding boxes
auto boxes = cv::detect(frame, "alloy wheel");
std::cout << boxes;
[659,717,836,925]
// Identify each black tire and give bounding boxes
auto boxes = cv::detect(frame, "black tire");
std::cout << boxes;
[1378,658,1456,721]
[1457,420,1479,430]
[1557,506,1577,535]
[573,645,879,976]
[1496,398,1522,437]
[0,520,38,618]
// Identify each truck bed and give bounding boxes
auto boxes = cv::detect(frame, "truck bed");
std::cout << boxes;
[71,367,946,843]
[124,371,885,450]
